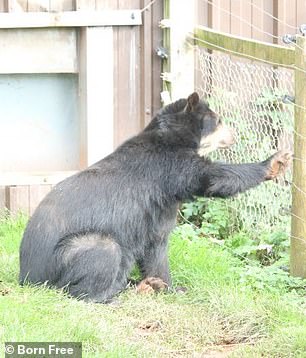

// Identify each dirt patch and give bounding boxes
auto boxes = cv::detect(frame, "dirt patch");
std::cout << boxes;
[137,320,163,336]
[0,287,11,296]
[201,345,237,357]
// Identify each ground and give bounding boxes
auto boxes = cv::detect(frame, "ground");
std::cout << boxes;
[0,216,306,357]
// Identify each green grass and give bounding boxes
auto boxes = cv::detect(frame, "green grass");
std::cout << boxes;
[0,217,306,357]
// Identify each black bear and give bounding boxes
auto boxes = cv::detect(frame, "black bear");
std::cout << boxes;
[19,92,291,302]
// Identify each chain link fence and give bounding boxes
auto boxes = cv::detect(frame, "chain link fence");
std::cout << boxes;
[196,48,294,233]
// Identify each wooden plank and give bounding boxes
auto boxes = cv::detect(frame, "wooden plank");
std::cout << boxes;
[0,1,7,12]
[143,0,163,123]
[296,0,306,31]
[76,0,95,10]
[95,0,116,10]
[169,0,196,100]
[114,26,142,147]
[150,0,163,119]
[78,27,89,169]
[76,0,95,163]
[27,0,49,12]
[290,34,306,278]
[87,26,114,164]
[49,0,75,11]
[162,0,171,96]
[229,0,253,38]
[212,0,230,33]
[196,0,209,26]
[0,187,6,210]
[141,0,153,128]
[277,0,297,45]
[7,0,26,12]
[0,10,142,28]
[29,184,52,215]
[194,25,295,67]
[78,27,114,166]
[0,171,77,186]
[0,28,77,74]
[251,0,274,42]
[6,185,29,216]
[114,0,142,148]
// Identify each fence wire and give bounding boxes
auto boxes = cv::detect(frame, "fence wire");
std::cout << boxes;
[196,47,294,233]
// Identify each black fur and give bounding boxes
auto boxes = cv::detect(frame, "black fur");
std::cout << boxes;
[19,92,280,302]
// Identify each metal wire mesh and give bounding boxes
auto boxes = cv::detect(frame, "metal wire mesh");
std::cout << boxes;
[196,47,294,233]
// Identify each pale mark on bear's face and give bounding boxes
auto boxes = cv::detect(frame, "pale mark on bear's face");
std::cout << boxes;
[198,124,235,156]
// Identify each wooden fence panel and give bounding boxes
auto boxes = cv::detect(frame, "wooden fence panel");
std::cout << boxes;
[230,0,252,37]
[0,187,5,210]
[4,0,75,12]
[251,0,274,42]
[2,184,52,216]
[27,1,49,11]
[49,0,75,11]
[113,0,142,147]
[0,0,163,215]
[195,0,306,42]
[29,184,52,215]
[151,0,163,121]
[6,186,30,216]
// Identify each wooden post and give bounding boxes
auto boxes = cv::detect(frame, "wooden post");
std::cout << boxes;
[169,0,196,100]
[78,26,114,168]
[290,34,306,278]
[161,0,171,99]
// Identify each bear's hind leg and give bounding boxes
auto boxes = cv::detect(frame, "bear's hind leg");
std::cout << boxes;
[55,234,128,302]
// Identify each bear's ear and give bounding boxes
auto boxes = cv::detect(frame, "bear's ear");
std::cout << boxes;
[185,92,200,112]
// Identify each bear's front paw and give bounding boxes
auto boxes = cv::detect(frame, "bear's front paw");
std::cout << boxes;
[266,151,292,180]
[136,277,168,294]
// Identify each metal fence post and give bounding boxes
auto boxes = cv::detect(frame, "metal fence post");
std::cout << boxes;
[290,34,306,278]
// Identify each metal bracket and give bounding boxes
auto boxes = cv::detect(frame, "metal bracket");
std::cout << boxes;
[299,24,306,36]
[161,72,173,82]
[160,91,172,105]
[282,34,296,44]
[282,95,295,104]
[155,46,169,59]
[279,206,291,216]
[159,19,171,28]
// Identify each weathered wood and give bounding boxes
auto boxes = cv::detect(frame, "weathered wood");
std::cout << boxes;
[140,0,152,128]
[78,26,114,166]
[0,28,77,73]
[27,0,49,12]
[29,184,52,215]
[95,0,117,10]
[277,0,297,44]
[0,171,76,186]
[150,0,163,119]
[7,0,26,12]
[0,186,6,210]
[6,185,30,216]
[251,0,274,43]
[231,0,251,37]
[161,0,171,97]
[211,0,230,33]
[290,35,306,279]
[113,0,142,148]
[75,0,95,10]
[194,25,295,67]
[0,10,142,28]
[169,0,196,100]
[49,0,75,11]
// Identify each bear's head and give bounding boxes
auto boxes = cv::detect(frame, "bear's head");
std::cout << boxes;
[184,92,235,156]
